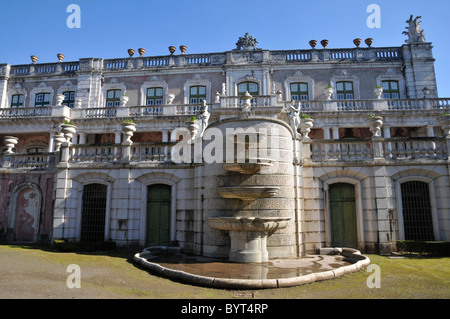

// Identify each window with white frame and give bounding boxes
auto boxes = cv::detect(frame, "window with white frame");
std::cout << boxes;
[63,91,76,108]
[35,93,51,107]
[146,87,164,105]
[10,94,24,107]
[106,89,122,107]
[290,82,309,101]
[382,80,400,99]
[238,81,259,96]
[189,85,206,103]
[336,81,354,100]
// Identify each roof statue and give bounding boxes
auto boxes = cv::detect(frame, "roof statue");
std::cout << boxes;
[235,33,259,51]
[403,15,426,43]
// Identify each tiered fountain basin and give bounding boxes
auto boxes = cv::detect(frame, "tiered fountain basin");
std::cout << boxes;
[218,186,279,201]
[207,217,290,263]
[223,158,272,175]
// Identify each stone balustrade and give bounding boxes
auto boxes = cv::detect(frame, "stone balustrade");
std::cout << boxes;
[5,47,405,78]
[0,153,58,170]
[309,136,449,162]
[0,97,448,121]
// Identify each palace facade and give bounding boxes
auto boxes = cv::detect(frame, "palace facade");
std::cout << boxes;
[0,17,448,259]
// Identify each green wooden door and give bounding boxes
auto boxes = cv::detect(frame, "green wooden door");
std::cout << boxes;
[147,184,171,246]
[329,183,357,248]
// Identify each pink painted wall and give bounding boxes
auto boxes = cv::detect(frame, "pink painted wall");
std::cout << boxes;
[0,174,54,243]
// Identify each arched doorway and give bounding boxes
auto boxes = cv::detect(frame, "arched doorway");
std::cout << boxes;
[146,184,171,246]
[329,183,357,248]
[80,183,107,242]
[400,181,434,241]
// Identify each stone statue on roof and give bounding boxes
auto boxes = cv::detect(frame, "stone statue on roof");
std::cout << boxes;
[403,15,426,43]
[235,33,259,51]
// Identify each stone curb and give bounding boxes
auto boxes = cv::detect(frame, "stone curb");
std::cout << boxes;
[133,247,371,289]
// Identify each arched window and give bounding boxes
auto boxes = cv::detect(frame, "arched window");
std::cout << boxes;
[80,183,107,242]
[237,81,259,96]
[400,181,434,241]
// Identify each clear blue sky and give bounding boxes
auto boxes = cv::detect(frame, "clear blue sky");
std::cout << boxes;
[1,0,449,97]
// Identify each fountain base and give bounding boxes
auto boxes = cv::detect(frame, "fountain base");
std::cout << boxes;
[208,217,290,263]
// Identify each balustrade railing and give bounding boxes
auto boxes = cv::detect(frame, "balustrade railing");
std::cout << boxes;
[0,153,57,169]
[85,107,118,118]
[310,139,374,161]
[131,143,175,162]
[69,144,122,163]
[66,142,174,164]
[310,137,448,162]
[0,107,52,117]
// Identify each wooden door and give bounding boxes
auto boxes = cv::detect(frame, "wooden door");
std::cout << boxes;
[147,184,171,246]
[329,183,357,248]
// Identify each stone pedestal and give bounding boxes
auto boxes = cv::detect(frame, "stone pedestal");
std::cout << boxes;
[208,217,290,263]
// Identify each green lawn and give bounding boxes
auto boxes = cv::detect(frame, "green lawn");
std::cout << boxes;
[0,244,448,299]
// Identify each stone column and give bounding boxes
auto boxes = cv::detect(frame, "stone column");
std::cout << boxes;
[78,132,87,144]
[0,64,10,109]
[383,126,392,159]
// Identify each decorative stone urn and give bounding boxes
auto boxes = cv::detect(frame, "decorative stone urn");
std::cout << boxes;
[121,121,137,143]
[436,114,450,136]
[168,46,176,54]
[53,133,66,151]
[138,48,146,56]
[179,45,187,54]
[365,38,373,47]
[324,86,333,100]
[321,39,329,48]
[3,136,18,154]
[56,94,65,106]
[207,217,291,263]
[353,38,362,47]
[374,86,384,99]
[366,115,384,137]
[120,94,129,107]
[127,49,135,57]
[185,117,200,140]
[30,55,38,64]
[309,40,317,49]
[240,91,253,117]
[57,53,65,62]
[299,116,314,139]
[60,123,77,143]
[75,98,82,108]
[166,92,175,104]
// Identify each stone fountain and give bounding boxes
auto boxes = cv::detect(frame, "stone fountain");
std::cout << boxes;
[204,116,295,263]
[208,217,290,263]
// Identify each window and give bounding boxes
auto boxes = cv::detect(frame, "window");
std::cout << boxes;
[10,94,24,107]
[238,82,259,96]
[382,80,400,99]
[27,147,45,154]
[401,181,434,241]
[106,89,122,107]
[81,183,107,243]
[189,85,206,104]
[290,82,309,101]
[35,93,51,107]
[146,87,164,106]
[336,82,354,100]
[63,91,76,108]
